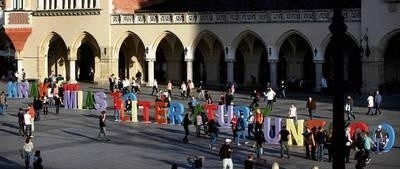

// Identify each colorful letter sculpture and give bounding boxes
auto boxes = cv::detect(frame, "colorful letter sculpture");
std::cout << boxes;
[29,82,38,98]
[204,104,217,120]
[306,119,326,129]
[17,82,29,98]
[155,102,168,124]
[138,101,152,123]
[168,102,184,125]
[7,81,18,98]
[286,119,304,146]
[348,121,369,139]
[84,91,94,109]
[94,92,107,110]
[123,93,138,122]
[263,117,282,144]
[217,105,234,127]
[373,123,395,152]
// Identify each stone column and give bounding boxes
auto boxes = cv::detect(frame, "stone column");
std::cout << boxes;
[267,45,278,89]
[226,60,234,83]
[37,0,44,9]
[45,0,50,9]
[17,59,23,73]
[94,0,99,8]
[186,59,193,81]
[56,0,62,9]
[5,0,12,10]
[76,0,82,9]
[64,0,69,9]
[147,59,155,87]
[69,59,77,83]
[313,47,324,92]
[83,0,88,8]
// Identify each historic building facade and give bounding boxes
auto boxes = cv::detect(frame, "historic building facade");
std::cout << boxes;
[0,0,399,93]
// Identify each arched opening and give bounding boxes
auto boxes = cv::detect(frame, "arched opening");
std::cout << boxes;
[193,49,205,83]
[384,33,400,93]
[324,34,362,93]
[0,28,16,78]
[154,33,185,84]
[47,34,68,79]
[278,34,315,90]
[234,32,267,86]
[117,33,146,81]
[77,43,95,81]
[219,53,227,84]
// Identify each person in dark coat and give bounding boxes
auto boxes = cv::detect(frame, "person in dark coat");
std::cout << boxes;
[182,113,190,143]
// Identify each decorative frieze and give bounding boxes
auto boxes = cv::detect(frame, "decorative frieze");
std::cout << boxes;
[110,9,361,25]
[32,9,101,16]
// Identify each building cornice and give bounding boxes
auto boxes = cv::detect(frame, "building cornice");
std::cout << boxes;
[32,9,101,16]
[111,8,360,25]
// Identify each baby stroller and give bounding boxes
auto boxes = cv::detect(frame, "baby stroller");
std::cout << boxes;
[187,156,204,169]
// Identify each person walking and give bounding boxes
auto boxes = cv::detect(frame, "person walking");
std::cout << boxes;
[264,88,276,110]
[254,109,264,132]
[279,80,287,98]
[230,114,238,141]
[219,138,233,169]
[302,127,314,160]
[363,132,375,163]
[0,91,7,114]
[316,126,326,162]
[236,113,248,146]
[180,81,187,97]
[54,94,61,115]
[182,113,190,143]
[108,74,115,92]
[24,110,33,138]
[254,128,265,159]
[244,154,254,169]
[151,79,159,95]
[197,81,205,100]
[113,97,122,122]
[247,111,255,139]
[279,126,291,159]
[311,127,317,161]
[97,111,110,141]
[249,90,260,111]
[167,80,173,97]
[374,91,382,115]
[306,97,316,119]
[207,119,218,150]
[33,150,43,169]
[366,93,374,115]
[18,108,25,137]
[345,96,355,121]
[345,127,353,163]
[374,125,383,154]
[33,97,42,119]
[23,137,34,169]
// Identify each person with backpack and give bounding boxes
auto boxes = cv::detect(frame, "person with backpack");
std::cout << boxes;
[207,119,218,150]
[219,138,233,169]
[236,113,248,146]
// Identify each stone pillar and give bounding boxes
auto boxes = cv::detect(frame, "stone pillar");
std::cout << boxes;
[313,47,324,92]
[226,60,234,83]
[147,59,155,87]
[83,0,88,8]
[64,0,69,9]
[94,0,99,8]
[69,59,77,83]
[267,45,278,89]
[5,0,12,10]
[25,0,31,10]
[76,0,82,9]
[186,60,193,81]
[56,0,63,9]
[17,59,23,73]
[45,0,50,9]
[37,0,44,9]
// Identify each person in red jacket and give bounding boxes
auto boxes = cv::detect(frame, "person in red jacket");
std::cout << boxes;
[114,98,122,122]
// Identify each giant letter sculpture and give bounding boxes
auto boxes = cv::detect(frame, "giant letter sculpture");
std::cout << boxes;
[286,119,304,146]
[94,92,107,110]
[168,102,184,125]
[264,117,282,144]
[217,105,234,128]
[138,101,151,123]
[204,104,217,120]
[18,82,29,98]
[155,102,168,124]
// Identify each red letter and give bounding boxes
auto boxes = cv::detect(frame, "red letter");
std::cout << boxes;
[348,122,369,139]
[138,101,152,123]
[306,119,327,129]
[204,104,217,120]
[155,102,168,124]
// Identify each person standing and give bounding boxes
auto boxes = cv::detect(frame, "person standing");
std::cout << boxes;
[23,137,34,169]
[254,109,264,131]
[279,80,286,98]
[345,127,353,163]
[113,97,122,122]
[306,97,316,119]
[374,91,383,115]
[197,81,205,100]
[195,113,203,137]
[249,90,260,110]
[24,110,33,138]
[97,111,110,141]
[345,96,355,121]
[366,93,374,115]
[151,79,159,95]
[0,91,6,114]
[265,88,276,110]
[363,132,375,163]
[207,119,218,149]
[254,128,265,159]
[33,97,42,119]
[219,138,233,169]
[279,126,291,159]
[236,113,248,146]
[288,104,297,120]
[167,80,173,97]
[247,111,255,139]
[108,74,115,92]
[187,80,194,98]
[33,150,43,169]
[182,113,190,143]
[180,81,187,97]
[311,127,317,161]
[302,127,314,160]
[54,94,61,115]
[374,125,383,153]
[316,126,326,162]
[244,154,254,169]
[230,114,238,140]
[18,108,25,137]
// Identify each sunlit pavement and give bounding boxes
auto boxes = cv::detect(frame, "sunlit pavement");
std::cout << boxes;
[0,82,399,169]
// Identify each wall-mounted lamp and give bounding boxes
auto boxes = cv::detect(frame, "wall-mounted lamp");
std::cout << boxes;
[184,47,188,56]
[67,47,70,55]
[314,48,318,57]
[268,47,272,56]
[145,47,149,54]
[225,47,229,54]
[103,47,107,55]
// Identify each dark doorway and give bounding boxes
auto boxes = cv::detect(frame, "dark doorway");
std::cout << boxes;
[0,29,16,79]
[77,43,95,82]
[193,49,205,83]
[155,48,166,83]
[384,33,400,93]
[118,50,126,78]
[219,53,227,84]
[234,51,245,84]
[259,49,270,85]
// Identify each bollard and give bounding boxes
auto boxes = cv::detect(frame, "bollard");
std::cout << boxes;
[311,166,319,169]
[272,162,279,169]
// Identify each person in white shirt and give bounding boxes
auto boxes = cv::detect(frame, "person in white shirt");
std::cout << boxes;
[151,79,159,95]
[288,104,297,120]
[265,88,276,110]
[196,114,203,136]
[366,92,374,115]
[24,111,32,137]
[180,81,187,97]
[320,77,328,95]
[23,137,34,169]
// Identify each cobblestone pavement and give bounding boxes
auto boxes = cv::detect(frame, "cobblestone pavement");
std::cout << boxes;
[0,82,399,169]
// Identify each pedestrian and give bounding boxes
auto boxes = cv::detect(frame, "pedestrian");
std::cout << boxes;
[254,128,265,158]
[302,127,314,160]
[180,81,187,97]
[167,80,173,97]
[345,127,352,163]
[363,132,375,163]
[316,126,326,161]
[195,113,203,137]
[113,97,122,122]
[247,111,255,139]
[108,74,115,92]
[182,113,190,143]
[18,108,25,137]
[97,111,110,141]
[254,109,263,131]
[187,80,194,98]
[151,79,159,95]
[125,99,132,114]
[320,76,328,95]
[279,80,286,98]
[230,114,238,140]
[249,90,260,111]
[42,96,49,115]
[345,96,355,121]
[0,91,7,114]
[279,125,290,159]
[219,138,233,169]
[264,88,276,110]
[54,94,61,115]
[306,97,316,119]
[24,109,33,137]
[374,91,382,115]
[288,103,297,120]
[325,129,333,162]
[33,150,43,169]
[197,81,205,100]
[244,154,254,169]
[23,137,34,169]
[33,97,42,119]
[236,113,248,146]
[207,119,218,149]
[374,125,383,154]
[311,127,317,160]
[366,92,374,115]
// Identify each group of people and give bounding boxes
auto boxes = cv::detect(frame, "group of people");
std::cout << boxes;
[108,73,142,94]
